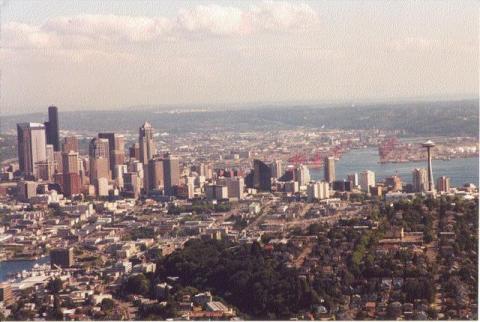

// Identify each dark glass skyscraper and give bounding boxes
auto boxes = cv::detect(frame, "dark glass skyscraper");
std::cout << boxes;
[45,106,60,151]
[253,159,272,191]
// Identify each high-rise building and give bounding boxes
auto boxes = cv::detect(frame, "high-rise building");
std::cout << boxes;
[62,151,80,197]
[253,159,271,191]
[35,160,55,181]
[163,154,180,195]
[436,176,450,192]
[89,157,110,183]
[62,151,79,175]
[129,143,140,160]
[63,172,81,197]
[139,122,156,164]
[98,133,125,178]
[270,160,284,179]
[324,156,335,183]
[44,106,60,151]
[17,123,47,178]
[45,144,54,162]
[62,136,79,153]
[226,177,245,199]
[295,164,311,186]
[359,170,375,193]
[50,248,74,268]
[0,283,13,306]
[412,168,428,192]
[89,137,110,159]
[147,158,164,192]
[307,181,330,201]
[205,184,229,200]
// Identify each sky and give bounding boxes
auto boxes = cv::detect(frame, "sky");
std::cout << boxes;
[0,0,478,114]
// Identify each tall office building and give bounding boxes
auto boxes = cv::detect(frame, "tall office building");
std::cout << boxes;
[62,151,80,197]
[62,151,79,175]
[17,122,47,178]
[253,159,272,191]
[62,136,79,153]
[129,143,140,160]
[163,154,180,195]
[99,133,125,178]
[295,164,311,186]
[412,168,428,192]
[359,170,376,193]
[0,283,13,306]
[307,181,330,201]
[324,156,335,183]
[147,158,164,192]
[139,122,156,164]
[436,176,450,193]
[44,106,60,151]
[89,137,110,159]
[385,175,403,192]
[226,177,245,199]
[270,160,284,179]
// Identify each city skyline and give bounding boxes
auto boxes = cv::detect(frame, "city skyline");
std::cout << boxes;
[1,1,477,114]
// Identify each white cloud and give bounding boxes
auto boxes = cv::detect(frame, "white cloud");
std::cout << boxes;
[2,1,319,50]
[390,37,437,51]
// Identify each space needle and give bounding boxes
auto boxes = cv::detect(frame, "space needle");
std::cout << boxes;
[422,140,435,191]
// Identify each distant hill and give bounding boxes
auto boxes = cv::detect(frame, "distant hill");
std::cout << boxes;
[1,99,477,137]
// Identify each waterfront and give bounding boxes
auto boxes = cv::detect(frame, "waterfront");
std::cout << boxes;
[0,256,50,282]
[311,147,479,187]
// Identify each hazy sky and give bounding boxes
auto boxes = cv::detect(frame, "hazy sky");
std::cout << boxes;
[1,0,478,114]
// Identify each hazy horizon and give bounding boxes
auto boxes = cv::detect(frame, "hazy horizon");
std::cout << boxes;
[1,0,478,114]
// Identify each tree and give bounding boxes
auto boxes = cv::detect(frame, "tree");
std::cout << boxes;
[124,273,150,296]
[101,298,115,312]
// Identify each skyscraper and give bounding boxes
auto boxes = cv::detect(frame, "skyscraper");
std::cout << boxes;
[422,140,435,192]
[163,154,180,195]
[270,160,284,179]
[62,136,79,153]
[99,133,125,178]
[412,168,428,192]
[324,156,335,183]
[359,170,375,193]
[62,151,80,197]
[436,176,450,193]
[139,122,156,164]
[17,122,47,178]
[253,159,272,191]
[89,137,110,159]
[147,158,164,192]
[44,106,60,151]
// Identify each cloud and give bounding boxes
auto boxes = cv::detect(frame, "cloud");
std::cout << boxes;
[389,37,437,52]
[2,1,319,50]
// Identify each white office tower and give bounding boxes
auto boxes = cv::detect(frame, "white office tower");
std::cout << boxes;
[226,177,245,200]
[307,181,330,201]
[359,170,376,193]
[295,165,311,187]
